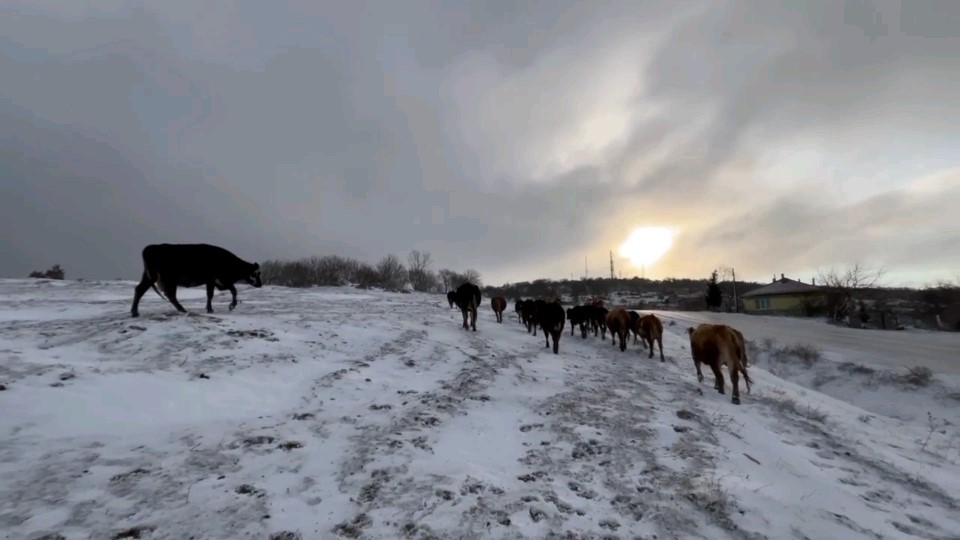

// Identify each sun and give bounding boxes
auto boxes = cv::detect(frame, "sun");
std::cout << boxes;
[618,227,675,268]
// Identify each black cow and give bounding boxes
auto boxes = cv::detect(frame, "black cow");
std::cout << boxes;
[566,305,590,338]
[628,310,641,344]
[539,301,566,354]
[521,299,546,335]
[454,281,482,331]
[131,243,262,317]
[589,305,609,339]
[447,291,457,309]
[515,299,527,324]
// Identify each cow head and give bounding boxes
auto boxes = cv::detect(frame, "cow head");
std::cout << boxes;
[246,262,263,288]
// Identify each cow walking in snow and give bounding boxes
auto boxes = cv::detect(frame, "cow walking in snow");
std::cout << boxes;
[130,243,262,317]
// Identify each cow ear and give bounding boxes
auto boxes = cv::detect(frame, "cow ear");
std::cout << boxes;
[253,263,260,270]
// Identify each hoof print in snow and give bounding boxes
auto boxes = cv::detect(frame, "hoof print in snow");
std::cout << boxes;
[235,484,266,498]
[676,410,697,421]
[460,480,486,495]
[517,471,548,483]
[332,513,372,538]
[226,329,278,341]
[58,372,75,381]
[568,482,598,499]
[599,518,621,531]
[404,359,416,367]
[241,435,275,447]
[571,440,611,459]
[388,439,404,448]
[196,373,210,380]
[110,468,150,482]
[468,394,491,402]
[435,489,455,501]
[519,423,544,432]
[268,532,302,540]
[673,425,690,433]
[411,436,432,452]
[31,534,66,540]
[417,415,440,427]
[128,325,146,331]
[369,404,392,411]
[112,525,155,539]
[50,382,64,387]
[277,441,304,451]
[529,507,548,522]
[292,412,314,420]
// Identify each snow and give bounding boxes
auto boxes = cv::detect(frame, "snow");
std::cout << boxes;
[1,278,958,539]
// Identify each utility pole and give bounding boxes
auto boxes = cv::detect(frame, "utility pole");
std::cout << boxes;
[731,267,738,313]
[584,256,588,280]
[609,251,615,280]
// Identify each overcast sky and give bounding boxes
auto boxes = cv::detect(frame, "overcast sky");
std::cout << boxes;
[2,0,958,288]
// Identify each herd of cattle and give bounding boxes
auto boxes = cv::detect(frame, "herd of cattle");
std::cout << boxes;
[447,281,754,405]
[124,243,752,405]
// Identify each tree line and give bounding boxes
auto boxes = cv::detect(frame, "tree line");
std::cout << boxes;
[258,250,481,293]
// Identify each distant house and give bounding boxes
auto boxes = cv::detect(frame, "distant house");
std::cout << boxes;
[742,274,826,316]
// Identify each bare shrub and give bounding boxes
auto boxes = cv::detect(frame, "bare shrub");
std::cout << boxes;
[770,396,828,423]
[758,341,822,369]
[902,366,934,387]
[376,254,408,291]
[29,264,65,280]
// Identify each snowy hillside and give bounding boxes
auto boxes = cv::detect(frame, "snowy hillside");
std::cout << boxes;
[1,279,958,540]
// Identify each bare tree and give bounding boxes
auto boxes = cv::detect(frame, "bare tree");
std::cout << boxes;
[462,269,482,287]
[376,254,408,291]
[816,262,886,325]
[407,250,436,292]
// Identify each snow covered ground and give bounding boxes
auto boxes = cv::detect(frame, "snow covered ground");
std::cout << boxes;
[0,279,958,540]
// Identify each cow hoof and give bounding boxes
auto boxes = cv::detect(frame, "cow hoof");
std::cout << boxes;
[732,397,741,405]
[131,312,139,318]
[229,305,236,311]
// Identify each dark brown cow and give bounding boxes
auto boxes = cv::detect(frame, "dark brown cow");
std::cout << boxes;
[447,291,457,309]
[131,243,262,317]
[515,299,527,324]
[687,324,753,405]
[539,301,566,354]
[605,308,631,352]
[628,310,641,344]
[521,299,546,335]
[491,296,507,323]
[636,314,665,362]
[454,282,482,331]
[566,305,590,338]
[590,305,609,339]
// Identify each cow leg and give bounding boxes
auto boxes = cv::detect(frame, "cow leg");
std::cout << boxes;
[471,307,478,331]
[710,362,725,395]
[619,332,626,352]
[460,307,469,330]
[647,337,654,359]
[694,359,704,383]
[163,284,188,313]
[206,283,216,313]
[544,331,550,349]
[552,331,560,354]
[228,284,238,310]
[657,337,665,362]
[131,272,152,317]
[730,365,741,405]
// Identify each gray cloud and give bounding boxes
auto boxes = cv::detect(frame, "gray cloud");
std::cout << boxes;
[2,1,959,287]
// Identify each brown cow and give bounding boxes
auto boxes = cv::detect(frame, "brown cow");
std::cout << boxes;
[637,314,665,362]
[491,296,507,323]
[686,324,753,405]
[731,327,749,367]
[605,308,631,352]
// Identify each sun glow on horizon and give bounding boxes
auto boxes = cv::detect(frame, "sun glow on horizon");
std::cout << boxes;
[619,226,675,268]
